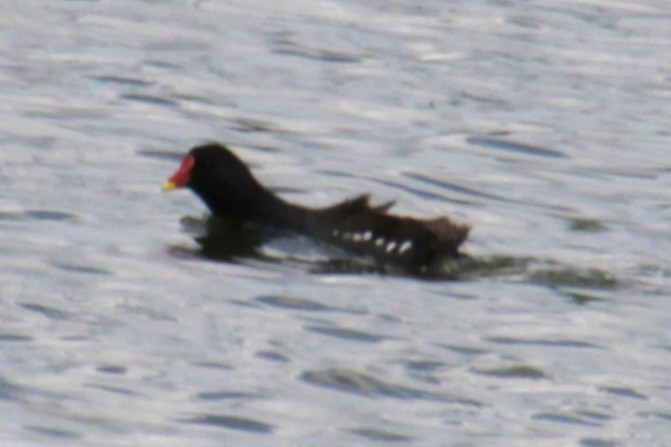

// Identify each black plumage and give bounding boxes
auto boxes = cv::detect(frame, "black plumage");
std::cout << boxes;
[164,143,469,273]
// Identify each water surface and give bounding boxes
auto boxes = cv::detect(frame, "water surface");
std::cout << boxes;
[1,1,670,446]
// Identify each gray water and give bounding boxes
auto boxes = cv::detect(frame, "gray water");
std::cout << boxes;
[1,1,670,446]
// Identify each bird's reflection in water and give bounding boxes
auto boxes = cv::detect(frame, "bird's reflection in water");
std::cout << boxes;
[177,214,472,278]
[181,214,270,262]
[174,214,617,287]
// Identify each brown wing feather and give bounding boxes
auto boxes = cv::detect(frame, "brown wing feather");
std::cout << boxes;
[319,195,469,261]
[422,217,470,248]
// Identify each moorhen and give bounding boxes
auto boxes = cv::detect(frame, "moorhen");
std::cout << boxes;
[163,143,469,274]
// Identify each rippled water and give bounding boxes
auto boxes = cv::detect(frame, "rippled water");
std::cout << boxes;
[1,1,670,446]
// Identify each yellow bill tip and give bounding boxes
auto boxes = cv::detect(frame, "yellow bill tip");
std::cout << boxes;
[161,180,177,191]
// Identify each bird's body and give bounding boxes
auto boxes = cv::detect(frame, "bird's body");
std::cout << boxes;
[163,143,469,274]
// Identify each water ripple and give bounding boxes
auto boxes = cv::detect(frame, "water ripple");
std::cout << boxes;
[23,426,80,440]
[348,427,414,443]
[120,93,179,107]
[303,325,388,343]
[485,336,604,349]
[255,294,331,311]
[182,414,274,433]
[472,365,547,379]
[532,412,608,427]
[300,368,481,406]
[19,303,73,321]
[467,136,569,159]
